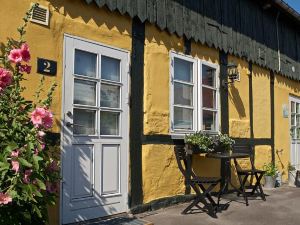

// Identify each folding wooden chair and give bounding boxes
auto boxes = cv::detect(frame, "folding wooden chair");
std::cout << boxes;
[232,144,266,204]
[174,146,221,217]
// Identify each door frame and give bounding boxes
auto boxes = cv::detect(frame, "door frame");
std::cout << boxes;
[289,95,300,170]
[60,34,131,224]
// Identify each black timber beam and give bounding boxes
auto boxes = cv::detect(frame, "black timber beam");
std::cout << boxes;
[129,17,145,207]
[270,72,275,164]
[219,51,229,190]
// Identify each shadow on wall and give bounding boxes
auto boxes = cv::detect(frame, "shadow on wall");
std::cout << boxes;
[49,0,131,36]
[275,74,300,94]
[229,85,246,119]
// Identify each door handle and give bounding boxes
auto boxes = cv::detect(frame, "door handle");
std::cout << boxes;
[66,122,73,127]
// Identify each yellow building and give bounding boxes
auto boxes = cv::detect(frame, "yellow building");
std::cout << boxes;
[1,0,300,224]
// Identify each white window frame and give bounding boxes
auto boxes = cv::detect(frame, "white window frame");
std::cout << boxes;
[198,60,220,133]
[170,52,198,133]
[170,51,220,136]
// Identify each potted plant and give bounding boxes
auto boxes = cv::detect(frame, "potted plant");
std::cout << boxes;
[288,162,296,186]
[185,131,214,153]
[212,134,235,153]
[185,132,235,154]
[263,163,278,188]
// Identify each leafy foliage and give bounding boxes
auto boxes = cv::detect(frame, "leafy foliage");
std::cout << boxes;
[0,4,59,224]
[185,132,235,153]
[263,163,278,177]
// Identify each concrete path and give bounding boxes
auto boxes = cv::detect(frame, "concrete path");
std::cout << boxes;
[138,187,300,225]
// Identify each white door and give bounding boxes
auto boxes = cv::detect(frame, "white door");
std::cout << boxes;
[290,96,300,170]
[61,35,129,224]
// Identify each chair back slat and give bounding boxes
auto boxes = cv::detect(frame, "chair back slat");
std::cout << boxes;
[174,145,188,178]
[232,144,256,170]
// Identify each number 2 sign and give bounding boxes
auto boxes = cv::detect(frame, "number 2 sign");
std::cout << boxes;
[37,58,57,75]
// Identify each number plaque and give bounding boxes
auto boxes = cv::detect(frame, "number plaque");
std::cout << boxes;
[37,58,57,75]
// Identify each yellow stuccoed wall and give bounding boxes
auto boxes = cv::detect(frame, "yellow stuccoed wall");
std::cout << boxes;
[274,75,300,180]
[0,1,132,224]
[144,23,184,135]
[228,55,250,138]
[142,24,221,203]
[252,65,271,138]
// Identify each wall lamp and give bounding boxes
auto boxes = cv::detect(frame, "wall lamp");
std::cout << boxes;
[222,62,240,88]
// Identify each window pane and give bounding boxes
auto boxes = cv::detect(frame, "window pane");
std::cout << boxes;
[291,128,296,139]
[297,128,300,139]
[174,58,193,82]
[73,109,96,135]
[100,111,119,135]
[74,79,96,106]
[174,107,193,130]
[101,56,120,82]
[291,102,295,113]
[297,115,300,126]
[297,103,300,114]
[174,82,193,106]
[74,49,97,77]
[292,115,296,126]
[203,110,216,131]
[100,84,120,108]
[202,64,216,87]
[202,87,216,109]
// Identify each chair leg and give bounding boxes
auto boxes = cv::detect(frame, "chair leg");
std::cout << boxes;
[182,197,201,214]
[252,173,266,201]
[237,173,248,206]
[183,183,217,217]
[217,180,227,207]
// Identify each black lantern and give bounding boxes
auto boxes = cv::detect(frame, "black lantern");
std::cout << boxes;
[222,62,239,88]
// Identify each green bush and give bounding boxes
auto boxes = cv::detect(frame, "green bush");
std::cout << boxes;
[0,5,59,224]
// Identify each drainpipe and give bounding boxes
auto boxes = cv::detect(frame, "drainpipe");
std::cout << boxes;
[276,11,281,72]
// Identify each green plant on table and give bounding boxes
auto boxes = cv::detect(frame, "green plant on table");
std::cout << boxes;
[263,163,278,177]
[185,131,214,153]
[212,133,235,152]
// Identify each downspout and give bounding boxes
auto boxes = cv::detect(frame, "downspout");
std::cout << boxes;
[276,11,281,72]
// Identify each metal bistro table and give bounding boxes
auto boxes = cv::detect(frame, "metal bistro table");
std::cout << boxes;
[206,152,250,206]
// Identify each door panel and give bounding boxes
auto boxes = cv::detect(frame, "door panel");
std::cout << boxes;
[290,96,300,170]
[101,145,120,195]
[62,36,129,224]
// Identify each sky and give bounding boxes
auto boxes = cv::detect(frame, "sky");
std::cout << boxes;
[284,0,300,13]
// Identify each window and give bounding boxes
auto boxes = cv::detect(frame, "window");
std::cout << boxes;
[170,52,219,134]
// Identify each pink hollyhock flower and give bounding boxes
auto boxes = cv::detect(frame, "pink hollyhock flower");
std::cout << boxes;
[31,107,53,129]
[0,68,12,91]
[43,111,53,129]
[23,169,32,184]
[10,149,20,158]
[31,107,46,126]
[8,49,22,63]
[20,43,30,62]
[41,143,45,150]
[11,160,19,173]
[0,192,12,205]
[18,64,31,74]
